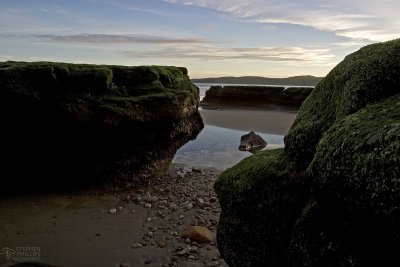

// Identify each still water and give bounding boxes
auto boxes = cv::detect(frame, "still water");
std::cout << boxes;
[173,124,284,170]
[173,83,296,170]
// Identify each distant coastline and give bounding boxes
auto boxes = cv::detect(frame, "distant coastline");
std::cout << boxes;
[192,75,323,86]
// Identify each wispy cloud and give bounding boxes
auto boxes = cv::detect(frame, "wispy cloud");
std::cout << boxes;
[123,44,334,64]
[34,33,211,44]
[164,0,400,42]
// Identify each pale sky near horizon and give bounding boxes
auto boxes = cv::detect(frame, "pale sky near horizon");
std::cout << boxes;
[1,0,399,78]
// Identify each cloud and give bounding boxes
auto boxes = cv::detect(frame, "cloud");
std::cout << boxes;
[164,0,400,42]
[34,33,211,44]
[123,44,334,64]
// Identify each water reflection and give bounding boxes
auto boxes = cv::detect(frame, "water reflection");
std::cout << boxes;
[173,125,284,170]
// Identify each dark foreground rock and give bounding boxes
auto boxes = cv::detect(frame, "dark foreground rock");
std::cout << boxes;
[201,85,313,110]
[0,61,203,190]
[215,39,400,266]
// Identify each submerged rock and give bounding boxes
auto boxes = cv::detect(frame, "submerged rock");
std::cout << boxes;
[215,39,400,266]
[0,61,203,190]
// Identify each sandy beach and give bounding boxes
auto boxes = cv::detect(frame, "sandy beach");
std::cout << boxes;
[0,165,228,267]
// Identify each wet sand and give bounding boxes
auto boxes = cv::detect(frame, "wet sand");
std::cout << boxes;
[199,108,297,135]
[0,165,227,267]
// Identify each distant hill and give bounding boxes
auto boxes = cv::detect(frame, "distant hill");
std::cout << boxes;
[192,75,323,86]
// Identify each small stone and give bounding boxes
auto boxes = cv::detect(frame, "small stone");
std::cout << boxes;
[186,203,194,210]
[131,243,143,249]
[109,208,117,214]
[148,196,159,203]
[132,209,135,213]
[147,232,154,238]
[144,203,152,208]
[144,257,153,264]
[206,261,219,267]
[182,226,213,243]
[185,238,192,244]
[178,215,185,219]
[189,255,195,260]
[118,206,123,211]
[147,217,152,222]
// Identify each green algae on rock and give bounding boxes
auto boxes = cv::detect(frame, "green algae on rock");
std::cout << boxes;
[215,39,400,267]
[285,39,400,167]
[0,61,203,190]
[215,149,309,267]
[288,94,400,267]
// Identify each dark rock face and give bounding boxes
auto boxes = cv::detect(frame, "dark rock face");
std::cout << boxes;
[0,61,203,190]
[238,131,267,152]
[201,85,313,110]
[215,39,400,267]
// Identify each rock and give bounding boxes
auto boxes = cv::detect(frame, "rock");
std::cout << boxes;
[201,85,312,110]
[108,208,117,214]
[182,226,213,243]
[185,203,194,210]
[144,257,153,264]
[214,39,400,267]
[178,215,185,219]
[238,131,267,152]
[131,242,143,249]
[0,62,204,190]
[144,203,152,208]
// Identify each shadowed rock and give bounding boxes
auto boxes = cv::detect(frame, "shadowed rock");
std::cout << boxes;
[215,39,400,267]
[0,61,203,191]
[201,85,313,110]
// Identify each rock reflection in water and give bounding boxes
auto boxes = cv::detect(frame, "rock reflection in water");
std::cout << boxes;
[173,125,284,170]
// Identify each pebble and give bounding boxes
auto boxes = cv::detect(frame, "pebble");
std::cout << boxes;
[206,261,219,267]
[108,208,117,214]
[144,203,152,208]
[178,215,185,219]
[131,243,143,249]
[186,203,194,210]
[144,257,153,264]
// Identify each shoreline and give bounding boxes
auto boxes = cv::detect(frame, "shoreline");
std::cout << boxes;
[0,164,229,267]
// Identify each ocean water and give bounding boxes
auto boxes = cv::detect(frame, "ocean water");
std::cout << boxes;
[173,83,295,170]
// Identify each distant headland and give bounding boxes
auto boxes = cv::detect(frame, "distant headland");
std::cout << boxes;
[192,75,323,86]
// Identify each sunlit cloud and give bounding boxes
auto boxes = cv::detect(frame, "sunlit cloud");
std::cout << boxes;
[123,44,335,64]
[34,33,211,44]
[164,0,400,42]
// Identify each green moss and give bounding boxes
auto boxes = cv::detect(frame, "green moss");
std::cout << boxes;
[285,39,400,166]
[214,149,309,267]
[307,94,400,214]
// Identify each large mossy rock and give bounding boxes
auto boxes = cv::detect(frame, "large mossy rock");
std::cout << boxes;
[215,149,309,267]
[0,61,203,190]
[215,39,400,267]
[285,39,400,167]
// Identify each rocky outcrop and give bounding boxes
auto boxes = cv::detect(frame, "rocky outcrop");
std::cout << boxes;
[0,61,203,190]
[201,85,313,110]
[215,39,400,267]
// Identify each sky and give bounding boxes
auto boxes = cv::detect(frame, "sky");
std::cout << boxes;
[1,0,399,78]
